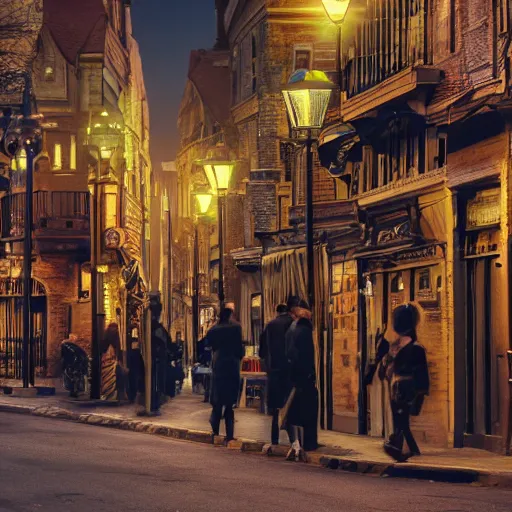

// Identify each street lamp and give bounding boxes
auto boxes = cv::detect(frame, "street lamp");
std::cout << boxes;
[282,69,335,308]
[192,189,213,361]
[321,0,352,88]
[197,144,235,306]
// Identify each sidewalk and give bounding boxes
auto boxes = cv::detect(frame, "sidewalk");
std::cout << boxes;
[1,386,512,486]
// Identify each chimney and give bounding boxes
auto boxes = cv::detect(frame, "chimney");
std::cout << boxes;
[214,0,229,50]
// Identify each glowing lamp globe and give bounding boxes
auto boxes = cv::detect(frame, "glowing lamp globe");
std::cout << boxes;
[195,192,213,215]
[198,144,235,192]
[282,69,336,130]
[322,0,352,24]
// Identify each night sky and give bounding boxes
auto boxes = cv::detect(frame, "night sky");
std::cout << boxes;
[131,0,216,169]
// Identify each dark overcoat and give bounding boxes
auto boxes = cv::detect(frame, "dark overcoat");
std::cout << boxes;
[259,313,293,409]
[387,341,429,415]
[285,317,318,429]
[207,322,245,407]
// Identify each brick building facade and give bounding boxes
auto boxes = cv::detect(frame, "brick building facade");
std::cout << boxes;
[177,0,512,454]
[0,0,152,388]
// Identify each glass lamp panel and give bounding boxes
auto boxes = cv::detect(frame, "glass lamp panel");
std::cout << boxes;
[16,149,27,172]
[213,163,233,190]
[322,0,351,24]
[195,193,213,214]
[283,89,332,129]
[203,164,218,194]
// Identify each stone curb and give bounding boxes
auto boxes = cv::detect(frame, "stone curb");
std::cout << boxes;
[1,402,511,487]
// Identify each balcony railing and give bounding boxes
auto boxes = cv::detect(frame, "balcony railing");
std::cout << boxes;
[0,191,90,240]
[343,0,428,99]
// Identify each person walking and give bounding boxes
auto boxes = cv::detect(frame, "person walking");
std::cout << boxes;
[259,304,294,447]
[145,295,170,415]
[284,298,318,461]
[379,303,430,462]
[207,307,245,442]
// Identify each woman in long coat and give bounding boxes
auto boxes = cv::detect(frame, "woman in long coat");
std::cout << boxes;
[207,307,245,441]
[379,303,430,462]
[285,299,318,459]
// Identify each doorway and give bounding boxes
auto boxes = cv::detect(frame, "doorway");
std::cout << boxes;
[466,257,498,436]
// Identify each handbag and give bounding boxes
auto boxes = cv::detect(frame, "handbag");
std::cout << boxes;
[278,387,296,430]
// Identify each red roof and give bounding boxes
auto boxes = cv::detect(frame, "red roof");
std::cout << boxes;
[44,0,107,64]
[188,50,231,125]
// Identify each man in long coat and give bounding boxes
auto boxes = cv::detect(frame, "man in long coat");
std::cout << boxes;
[285,299,319,455]
[259,304,293,445]
[207,308,245,441]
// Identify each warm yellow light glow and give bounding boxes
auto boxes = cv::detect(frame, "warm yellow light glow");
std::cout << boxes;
[11,158,17,171]
[105,193,117,229]
[81,267,91,295]
[212,164,233,191]
[204,164,218,194]
[283,89,332,129]
[101,111,109,117]
[16,149,27,172]
[195,193,213,215]
[100,147,112,160]
[97,265,109,273]
[70,135,77,170]
[53,143,62,170]
[322,0,351,24]
[94,123,101,128]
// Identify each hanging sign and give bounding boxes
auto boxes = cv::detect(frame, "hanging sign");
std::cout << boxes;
[104,228,125,250]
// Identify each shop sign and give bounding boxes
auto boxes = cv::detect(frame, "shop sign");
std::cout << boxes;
[104,228,125,250]
[467,189,501,229]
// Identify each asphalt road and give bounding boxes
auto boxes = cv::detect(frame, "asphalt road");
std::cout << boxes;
[1,414,511,512]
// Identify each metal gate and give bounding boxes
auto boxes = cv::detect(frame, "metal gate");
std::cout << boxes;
[0,278,47,379]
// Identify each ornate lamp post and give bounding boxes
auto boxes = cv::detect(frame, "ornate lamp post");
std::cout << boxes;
[192,189,213,361]
[282,69,335,308]
[321,0,352,88]
[198,144,235,307]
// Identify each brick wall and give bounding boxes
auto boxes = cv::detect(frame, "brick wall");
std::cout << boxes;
[32,256,89,376]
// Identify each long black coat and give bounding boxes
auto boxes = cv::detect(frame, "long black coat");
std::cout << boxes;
[285,317,318,429]
[259,313,293,409]
[207,322,245,407]
[387,341,429,414]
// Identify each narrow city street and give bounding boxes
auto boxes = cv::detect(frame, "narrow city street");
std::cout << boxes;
[0,413,510,512]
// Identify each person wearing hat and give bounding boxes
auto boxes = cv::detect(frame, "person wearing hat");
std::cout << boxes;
[379,303,430,462]
[284,297,319,460]
[259,303,294,447]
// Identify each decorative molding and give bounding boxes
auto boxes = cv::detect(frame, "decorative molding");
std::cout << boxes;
[341,66,442,121]
[357,167,447,208]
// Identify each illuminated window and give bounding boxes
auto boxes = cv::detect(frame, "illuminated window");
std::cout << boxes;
[44,66,55,81]
[70,135,77,170]
[79,264,91,300]
[104,186,118,229]
[53,143,62,170]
